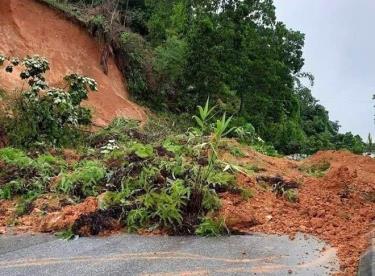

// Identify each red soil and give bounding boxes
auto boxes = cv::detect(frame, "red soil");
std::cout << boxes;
[0,196,98,234]
[0,0,146,126]
[221,149,375,275]
[0,148,373,275]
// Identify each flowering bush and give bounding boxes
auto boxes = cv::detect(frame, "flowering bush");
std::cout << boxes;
[0,55,98,147]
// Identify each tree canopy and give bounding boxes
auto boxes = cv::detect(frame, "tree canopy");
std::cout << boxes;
[66,0,365,154]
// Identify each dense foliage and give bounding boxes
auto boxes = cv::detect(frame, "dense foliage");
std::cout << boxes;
[0,100,259,236]
[0,55,97,147]
[53,0,365,154]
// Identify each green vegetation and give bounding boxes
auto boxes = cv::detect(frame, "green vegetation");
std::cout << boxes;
[58,160,106,198]
[0,0,370,238]
[40,0,366,155]
[283,189,299,203]
[195,217,228,237]
[299,161,331,178]
[0,55,97,148]
[0,95,252,235]
[55,228,77,240]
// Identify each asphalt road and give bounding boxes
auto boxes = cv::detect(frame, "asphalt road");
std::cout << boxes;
[0,233,339,275]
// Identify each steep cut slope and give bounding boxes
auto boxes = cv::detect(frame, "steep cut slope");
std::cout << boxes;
[0,0,146,126]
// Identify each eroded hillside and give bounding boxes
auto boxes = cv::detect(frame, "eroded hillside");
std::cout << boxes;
[0,0,145,126]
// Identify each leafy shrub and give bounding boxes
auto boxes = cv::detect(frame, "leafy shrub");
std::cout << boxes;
[0,148,60,200]
[34,154,67,176]
[162,139,183,155]
[195,217,228,237]
[131,143,154,158]
[207,171,236,191]
[153,36,188,107]
[126,208,150,232]
[88,118,139,147]
[0,148,33,168]
[0,55,97,147]
[300,161,330,177]
[147,191,184,226]
[233,123,257,144]
[89,14,106,30]
[251,143,279,157]
[201,188,221,210]
[95,101,238,234]
[117,32,153,101]
[58,160,106,197]
[0,179,25,200]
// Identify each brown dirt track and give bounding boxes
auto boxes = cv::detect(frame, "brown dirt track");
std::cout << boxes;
[0,0,146,126]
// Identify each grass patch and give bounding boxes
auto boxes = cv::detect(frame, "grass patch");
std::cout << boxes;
[229,147,245,157]
[195,217,229,237]
[58,160,106,198]
[300,161,330,177]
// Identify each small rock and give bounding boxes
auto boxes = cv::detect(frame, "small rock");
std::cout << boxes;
[310,217,324,228]
[308,209,318,217]
[317,209,326,217]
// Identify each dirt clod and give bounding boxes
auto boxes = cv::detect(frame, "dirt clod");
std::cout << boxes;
[72,207,122,236]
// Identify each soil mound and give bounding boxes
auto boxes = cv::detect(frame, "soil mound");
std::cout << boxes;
[221,149,375,275]
[0,0,146,126]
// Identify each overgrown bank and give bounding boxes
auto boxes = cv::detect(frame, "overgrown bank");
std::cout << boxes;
[37,0,366,155]
[0,54,260,236]
[0,2,374,274]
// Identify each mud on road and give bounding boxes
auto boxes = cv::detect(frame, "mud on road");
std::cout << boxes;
[0,233,339,275]
[221,149,375,275]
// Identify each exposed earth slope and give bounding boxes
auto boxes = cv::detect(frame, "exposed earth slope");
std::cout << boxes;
[0,0,146,126]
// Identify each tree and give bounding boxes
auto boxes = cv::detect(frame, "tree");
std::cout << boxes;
[61,0,366,155]
[368,133,373,153]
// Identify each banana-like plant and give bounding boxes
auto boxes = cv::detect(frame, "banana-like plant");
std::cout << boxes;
[191,99,234,188]
[192,98,216,134]
[212,113,234,148]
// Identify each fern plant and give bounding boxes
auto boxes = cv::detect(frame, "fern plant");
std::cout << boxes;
[195,217,228,237]
[126,208,150,232]
[58,160,106,197]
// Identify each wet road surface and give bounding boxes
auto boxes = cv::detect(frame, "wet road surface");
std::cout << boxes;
[0,233,339,275]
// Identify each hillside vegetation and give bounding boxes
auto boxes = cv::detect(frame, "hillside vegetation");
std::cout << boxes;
[0,2,374,274]
[38,0,365,155]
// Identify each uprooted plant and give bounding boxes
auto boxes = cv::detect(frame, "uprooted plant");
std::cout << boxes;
[75,99,242,236]
[0,95,248,237]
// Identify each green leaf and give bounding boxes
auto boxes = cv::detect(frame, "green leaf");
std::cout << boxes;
[132,143,154,158]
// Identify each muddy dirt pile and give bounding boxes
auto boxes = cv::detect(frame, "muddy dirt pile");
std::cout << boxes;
[0,148,373,274]
[0,0,146,126]
[0,195,97,234]
[221,149,375,275]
